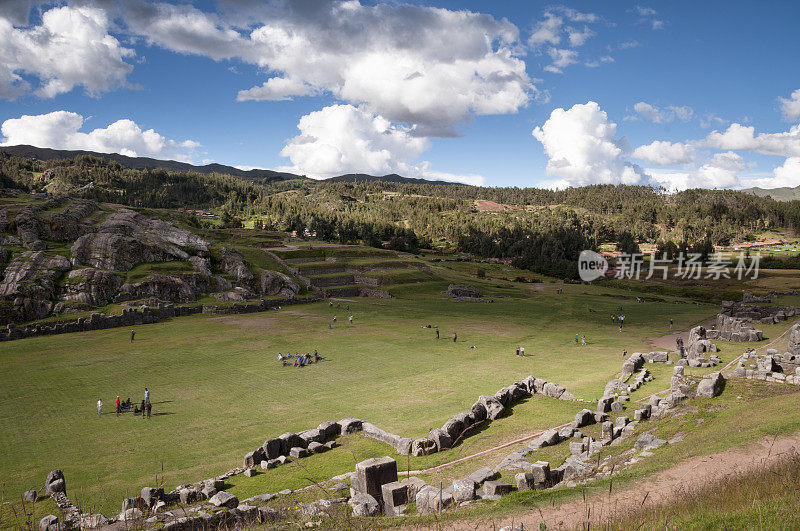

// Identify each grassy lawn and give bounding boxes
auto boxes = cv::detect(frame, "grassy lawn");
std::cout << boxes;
[0,277,716,517]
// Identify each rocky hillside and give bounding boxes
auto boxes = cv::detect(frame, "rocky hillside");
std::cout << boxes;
[0,194,300,324]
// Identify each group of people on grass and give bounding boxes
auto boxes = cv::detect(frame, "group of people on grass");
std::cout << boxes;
[327,300,354,329]
[97,388,152,418]
[575,333,587,346]
[278,351,324,367]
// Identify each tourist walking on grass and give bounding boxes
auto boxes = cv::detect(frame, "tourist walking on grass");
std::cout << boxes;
[453,332,457,343]
[97,399,102,417]
[349,315,353,324]
[115,396,120,416]
[130,330,135,343]
[520,346,525,356]
[575,333,579,345]
[670,318,673,329]
[516,346,520,356]
[144,387,149,404]
[435,329,439,339]
[581,335,586,346]
[146,401,152,419]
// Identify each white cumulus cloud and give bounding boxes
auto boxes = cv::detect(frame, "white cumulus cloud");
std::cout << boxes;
[125,1,531,136]
[693,151,744,189]
[780,89,800,122]
[633,140,695,166]
[647,152,744,191]
[279,104,483,185]
[704,123,800,157]
[532,101,648,188]
[0,111,199,161]
[742,157,800,189]
[0,5,135,99]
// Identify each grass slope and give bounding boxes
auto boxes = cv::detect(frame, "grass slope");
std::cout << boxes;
[0,269,715,516]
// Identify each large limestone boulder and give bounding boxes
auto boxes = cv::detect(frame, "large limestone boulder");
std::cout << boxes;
[634,433,666,451]
[209,491,239,509]
[451,479,476,502]
[260,271,300,298]
[622,353,645,374]
[411,438,436,456]
[542,382,565,399]
[45,470,66,495]
[353,457,398,507]
[277,432,303,454]
[696,372,725,398]
[428,428,452,450]
[476,395,505,420]
[349,493,380,517]
[416,485,453,514]
[444,284,481,298]
[39,515,60,531]
[789,324,800,356]
[121,497,147,512]
[441,417,465,440]
[572,409,594,429]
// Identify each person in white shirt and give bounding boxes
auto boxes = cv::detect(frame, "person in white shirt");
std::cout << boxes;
[97,399,103,417]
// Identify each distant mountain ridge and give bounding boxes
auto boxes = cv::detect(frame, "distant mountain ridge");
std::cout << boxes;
[326,173,457,185]
[743,185,800,202]
[0,144,461,186]
[0,144,302,182]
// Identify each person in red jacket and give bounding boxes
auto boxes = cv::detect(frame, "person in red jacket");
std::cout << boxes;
[115,396,120,416]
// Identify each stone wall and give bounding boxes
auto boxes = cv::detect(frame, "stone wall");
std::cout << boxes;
[684,326,722,367]
[742,292,771,304]
[353,275,382,287]
[357,288,394,299]
[720,300,800,324]
[706,314,762,342]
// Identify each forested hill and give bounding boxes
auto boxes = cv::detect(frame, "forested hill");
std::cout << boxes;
[3,152,800,279]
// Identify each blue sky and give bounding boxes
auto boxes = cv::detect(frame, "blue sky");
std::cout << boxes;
[0,1,798,189]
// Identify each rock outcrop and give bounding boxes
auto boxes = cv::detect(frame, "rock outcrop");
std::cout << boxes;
[61,268,122,307]
[70,209,209,271]
[444,284,482,299]
[0,251,71,320]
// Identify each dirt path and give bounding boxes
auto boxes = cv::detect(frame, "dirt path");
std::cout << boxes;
[437,430,800,530]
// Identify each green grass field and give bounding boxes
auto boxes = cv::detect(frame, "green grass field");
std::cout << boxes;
[0,262,720,518]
